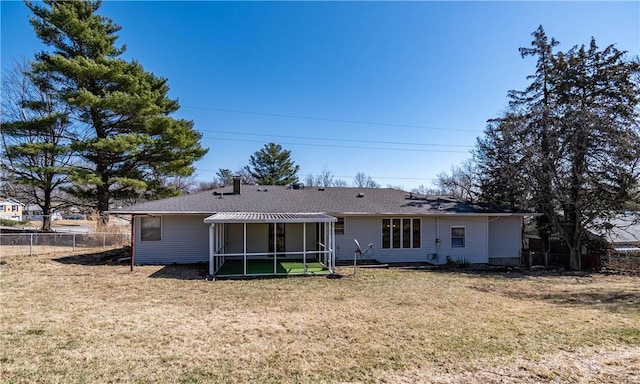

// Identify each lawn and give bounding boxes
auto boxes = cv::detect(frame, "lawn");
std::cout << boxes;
[1,251,639,383]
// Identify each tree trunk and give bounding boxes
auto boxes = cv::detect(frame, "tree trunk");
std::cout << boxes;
[97,183,110,226]
[569,245,581,270]
[40,187,53,232]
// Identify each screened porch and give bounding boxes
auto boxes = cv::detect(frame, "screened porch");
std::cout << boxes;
[204,213,337,277]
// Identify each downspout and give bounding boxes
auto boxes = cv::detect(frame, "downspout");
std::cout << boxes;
[435,216,440,259]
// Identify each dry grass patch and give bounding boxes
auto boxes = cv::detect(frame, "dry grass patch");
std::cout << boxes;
[1,254,639,383]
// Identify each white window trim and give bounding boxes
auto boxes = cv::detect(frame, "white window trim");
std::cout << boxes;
[451,226,466,248]
[140,216,162,242]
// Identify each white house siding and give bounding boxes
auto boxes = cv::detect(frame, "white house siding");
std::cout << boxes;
[134,214,209,264]
[488,216,522,265]
[438,216,489,264]
[335,216,439,264]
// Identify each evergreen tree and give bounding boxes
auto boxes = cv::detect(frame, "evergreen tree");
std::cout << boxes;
[26,0,207,220]
[245,143,299,185]
[1,60,75,231]
[474,114,530,209]
[215,168,234,186]
[476,26,640,269]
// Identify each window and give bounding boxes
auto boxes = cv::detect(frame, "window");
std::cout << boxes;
[0,206,5,212]
[140,216,161,241]
[335,217,345,235]
[392,219,401,248]
[451,227,465,248]
[412,219,421,248]
[402,219,411,248]
[382,218,421,249]
[12,205,19,212]
[269,223,285,253]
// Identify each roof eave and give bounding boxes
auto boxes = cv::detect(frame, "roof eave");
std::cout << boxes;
[106,211,214,215]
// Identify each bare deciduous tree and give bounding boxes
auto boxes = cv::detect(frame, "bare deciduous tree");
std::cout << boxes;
[434,159,479,201]
[353,172,380,188]
[1,59,75,231]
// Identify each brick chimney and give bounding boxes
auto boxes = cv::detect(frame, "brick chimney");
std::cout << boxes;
[233,175,241,195]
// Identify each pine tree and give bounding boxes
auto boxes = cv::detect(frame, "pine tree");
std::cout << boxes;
[245,143,299,185]
[475,113,530,209]
[25,0,207,220]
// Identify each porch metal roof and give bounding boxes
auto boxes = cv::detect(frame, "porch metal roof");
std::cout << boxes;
[204,212,337,224]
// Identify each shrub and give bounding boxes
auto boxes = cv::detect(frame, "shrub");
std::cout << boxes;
[0,219,28,227]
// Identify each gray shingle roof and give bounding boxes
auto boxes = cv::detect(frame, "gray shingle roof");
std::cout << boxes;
[592,215,640,245]
[111,185,527,216]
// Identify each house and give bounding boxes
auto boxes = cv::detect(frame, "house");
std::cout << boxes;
[593,214,640,255]
[112,179,528,277]
[0,198,24,221]
[22,204,63,221]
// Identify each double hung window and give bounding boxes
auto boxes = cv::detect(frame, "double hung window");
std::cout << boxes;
[451,227,465,248]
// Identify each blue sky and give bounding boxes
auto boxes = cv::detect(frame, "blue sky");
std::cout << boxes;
[2,1,639,191]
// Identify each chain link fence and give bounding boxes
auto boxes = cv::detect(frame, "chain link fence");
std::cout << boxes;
[0,232,131,257]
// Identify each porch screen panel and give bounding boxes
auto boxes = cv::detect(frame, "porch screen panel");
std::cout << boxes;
[316,222,326,253]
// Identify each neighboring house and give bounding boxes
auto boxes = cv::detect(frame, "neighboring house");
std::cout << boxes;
[112,180,528,277]
[24,204,43,218]
[0,198,24,221]
[23,204,63,221]
[592,214,640,254]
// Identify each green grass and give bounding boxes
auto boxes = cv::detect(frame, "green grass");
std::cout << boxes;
[216,259,330,276]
